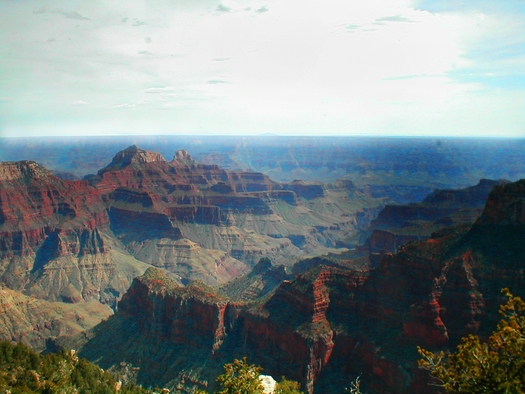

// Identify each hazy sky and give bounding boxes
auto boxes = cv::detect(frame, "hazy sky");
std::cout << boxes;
[1,0,524,137]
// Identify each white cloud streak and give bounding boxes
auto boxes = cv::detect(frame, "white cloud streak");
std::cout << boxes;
[0,0,523,137]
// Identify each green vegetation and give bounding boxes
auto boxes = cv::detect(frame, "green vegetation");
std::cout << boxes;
[196,357,304,394]
[0,341,153,393]
[418,289,525,393]
[275,377,304,394]
[215,357,264,394]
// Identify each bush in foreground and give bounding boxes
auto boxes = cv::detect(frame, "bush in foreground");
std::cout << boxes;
[418,288,525,393]
[196,357,304,394]
[0,341,152,393]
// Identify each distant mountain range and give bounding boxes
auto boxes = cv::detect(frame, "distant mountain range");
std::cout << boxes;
[2,136,524,204]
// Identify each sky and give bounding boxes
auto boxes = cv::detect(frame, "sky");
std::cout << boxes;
[0,0,524,138]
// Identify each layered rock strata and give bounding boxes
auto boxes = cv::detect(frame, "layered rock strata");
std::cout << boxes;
[78,178,525,394]
[356,179,509,253]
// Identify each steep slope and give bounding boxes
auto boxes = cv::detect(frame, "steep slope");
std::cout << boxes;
[0,146,382,353]
[349,179,508,253]
[219,257,292,302]
[76,178,525,393]
[0,285,112,351]
[0,146,379,301]
[0,160,156,346]
[74,268,239,392]
[0,160,147,305]
[83,145,382,284]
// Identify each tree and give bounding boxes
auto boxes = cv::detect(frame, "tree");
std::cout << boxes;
[194,358,305,394]
[216,357,264,394]
[275,376,304,394]
[418,288,525,393]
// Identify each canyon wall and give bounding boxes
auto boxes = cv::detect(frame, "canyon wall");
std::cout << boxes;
[77,177,525,393]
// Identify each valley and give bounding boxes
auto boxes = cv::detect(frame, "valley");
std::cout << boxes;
[0,136,524,393]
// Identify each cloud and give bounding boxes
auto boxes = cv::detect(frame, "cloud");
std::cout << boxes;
[256,5,269,13]
[72,100,88,106]
[215,1,267,14]
[112,103,135,108]
[132,18,146,26]
[145,87,175,94]
[33,6,89,20]
[376,14,415,23]
[2,0,522,138]
[216,4,232,12]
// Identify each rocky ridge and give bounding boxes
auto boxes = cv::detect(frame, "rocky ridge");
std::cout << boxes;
[81,145,381,283]
[351,179,509,254]
[0,146,381,349]
[74,178,525,393]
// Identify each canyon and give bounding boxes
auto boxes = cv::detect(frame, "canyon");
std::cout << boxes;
[352,178,510,254]
[0,138,524,393]
[0,144,379,349]
[72,178,525,393]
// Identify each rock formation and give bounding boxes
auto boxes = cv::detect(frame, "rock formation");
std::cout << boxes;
[75,177,525,393]
[0,285,112,351]
[3,143,524,393]
[80,145,381,283]
[0,160,146,307]
[353,179,509,253]
[0,146,381,349]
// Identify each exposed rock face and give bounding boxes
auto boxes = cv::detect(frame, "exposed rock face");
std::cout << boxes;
[0,285,112,351]
[0,146,383,355]
[118,268,230,351]
[0,160,143,306]
[8,145,524,393]
[0,145,379,304]
[0,161,107,231]
[220,258,292,301]
[240,267,367,394]
[80,145,380,282]
[104,145,166,170]
[78,266,367,394]
[475,178,525,225]
[355,179,509,253]
[77,178,525,394]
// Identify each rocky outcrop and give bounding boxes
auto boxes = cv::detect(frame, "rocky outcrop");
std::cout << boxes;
[240,267,367,393]
[2,146,378,300]
[357,179,509,253]
[0,285,112,351]
[346,197,524,393]
[474,179,525,225]
[81,145,380,283]
[283,180,325,200]
[104,145,166,170]
[78,266,368,393]
[220,258,292,301]
[0,160,136,306]
[118,268,231,351]
[77,178,525,393]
